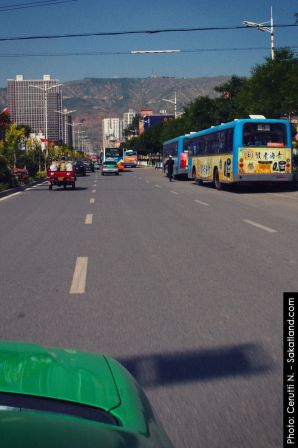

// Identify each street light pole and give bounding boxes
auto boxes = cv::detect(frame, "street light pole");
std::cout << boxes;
[55,108,76,144]
[243,6,275,60]
[162,91,177,118]
[29,82,62,166]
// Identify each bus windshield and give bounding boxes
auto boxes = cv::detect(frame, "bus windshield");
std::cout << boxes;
[243,122,287,147]
[125,150,137,156]
[105,149,120,158]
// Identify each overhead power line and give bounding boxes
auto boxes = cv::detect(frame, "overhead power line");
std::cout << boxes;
[0,46,297,58]
[0,0,77,12]
[0,23,296,42]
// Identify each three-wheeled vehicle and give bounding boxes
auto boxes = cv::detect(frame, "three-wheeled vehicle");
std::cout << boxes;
[47,169,76,190]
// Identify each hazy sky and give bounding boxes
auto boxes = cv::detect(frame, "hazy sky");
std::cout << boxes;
[0,0,297,86]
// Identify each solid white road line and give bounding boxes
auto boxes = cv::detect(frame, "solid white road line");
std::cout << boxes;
[243,219,277,233]
[70,257,88,294]
[0,192,22,202]
[170,190,178,195]
[85,214,93,225]
[194,199,209,206]
[90,198,95,204]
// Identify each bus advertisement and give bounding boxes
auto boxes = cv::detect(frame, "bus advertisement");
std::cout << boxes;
[162,135,189,179]
[124,150,138,168]
[185,118,293,189]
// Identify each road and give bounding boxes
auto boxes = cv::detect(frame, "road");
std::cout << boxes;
[1,168,297,447]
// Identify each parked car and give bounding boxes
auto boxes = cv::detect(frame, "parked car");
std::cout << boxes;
[0,341,174,448]
[102,159,119,176]
[74,160,86,176]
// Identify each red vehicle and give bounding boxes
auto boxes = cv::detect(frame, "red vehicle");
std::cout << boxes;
[47,169,76,190]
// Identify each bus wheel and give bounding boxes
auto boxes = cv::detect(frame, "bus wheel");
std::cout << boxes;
[214,169,223,190]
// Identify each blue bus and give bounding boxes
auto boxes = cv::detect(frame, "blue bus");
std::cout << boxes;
[185,118,293,189]
[162,135,190,179]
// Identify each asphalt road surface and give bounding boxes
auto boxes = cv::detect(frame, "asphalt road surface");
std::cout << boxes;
[1,168,298,447]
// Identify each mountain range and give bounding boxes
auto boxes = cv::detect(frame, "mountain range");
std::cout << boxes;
[0,76,230,146]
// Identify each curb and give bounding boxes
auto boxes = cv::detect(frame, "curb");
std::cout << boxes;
[0,178,47,199]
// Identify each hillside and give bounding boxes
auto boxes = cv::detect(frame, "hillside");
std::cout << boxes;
[0,76,229,146]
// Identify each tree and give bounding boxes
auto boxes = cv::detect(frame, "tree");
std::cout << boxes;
[1,124,25,170]
[235,48,298,118]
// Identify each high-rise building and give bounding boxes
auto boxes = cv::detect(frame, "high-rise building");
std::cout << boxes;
[102,117,123,148]
[7,74,63,142]
[123,109,137,130]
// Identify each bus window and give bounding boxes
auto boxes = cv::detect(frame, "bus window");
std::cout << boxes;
[243,123,287,147]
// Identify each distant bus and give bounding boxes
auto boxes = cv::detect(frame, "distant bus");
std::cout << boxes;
[162,135,189,178]
[104,148,123,163]
[124,150,138,168]
[186,118,293,189]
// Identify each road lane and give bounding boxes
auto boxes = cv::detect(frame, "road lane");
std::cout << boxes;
[0,168,297,448]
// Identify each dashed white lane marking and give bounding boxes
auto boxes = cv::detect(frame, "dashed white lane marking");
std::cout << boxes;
[70,257,88,294]
[92,189,96,193]
[170,190,178,195]
[243,219,277,233]
[0,192,22,202]
[194,199,209,206]
[90,198,95,204]
[146,180,150,183]
[85,214,93,224]
[154,185,161,188]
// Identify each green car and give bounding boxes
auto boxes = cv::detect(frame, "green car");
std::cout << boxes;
[0,341,174,448]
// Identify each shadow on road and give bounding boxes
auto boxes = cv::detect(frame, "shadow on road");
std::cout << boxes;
[188,181,297,194]
[117,343,272,388]
[27,186,89,192]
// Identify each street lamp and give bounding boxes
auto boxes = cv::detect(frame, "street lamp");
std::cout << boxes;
[131,49,180,54]
[55,108,76,145]
[74,129,85,151]
[67,121,83,149]
[243,6,275,60]
[29,82,63,142]
[162,91,177,118]
[29,82,62,166]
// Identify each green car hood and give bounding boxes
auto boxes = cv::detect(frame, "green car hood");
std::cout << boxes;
[0,341,121,411]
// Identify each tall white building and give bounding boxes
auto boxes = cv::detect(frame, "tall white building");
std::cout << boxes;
[102,117,123,148]
[123,109,137,130]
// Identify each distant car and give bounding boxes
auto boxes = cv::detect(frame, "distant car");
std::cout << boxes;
[74,160,86,176]
[0,341,174,448]
[83,161,95,173]
[102,160,119,176]
[93,161,100,170]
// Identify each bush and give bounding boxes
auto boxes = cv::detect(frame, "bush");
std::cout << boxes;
[0,155,15,188]
[36,170,47,178]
